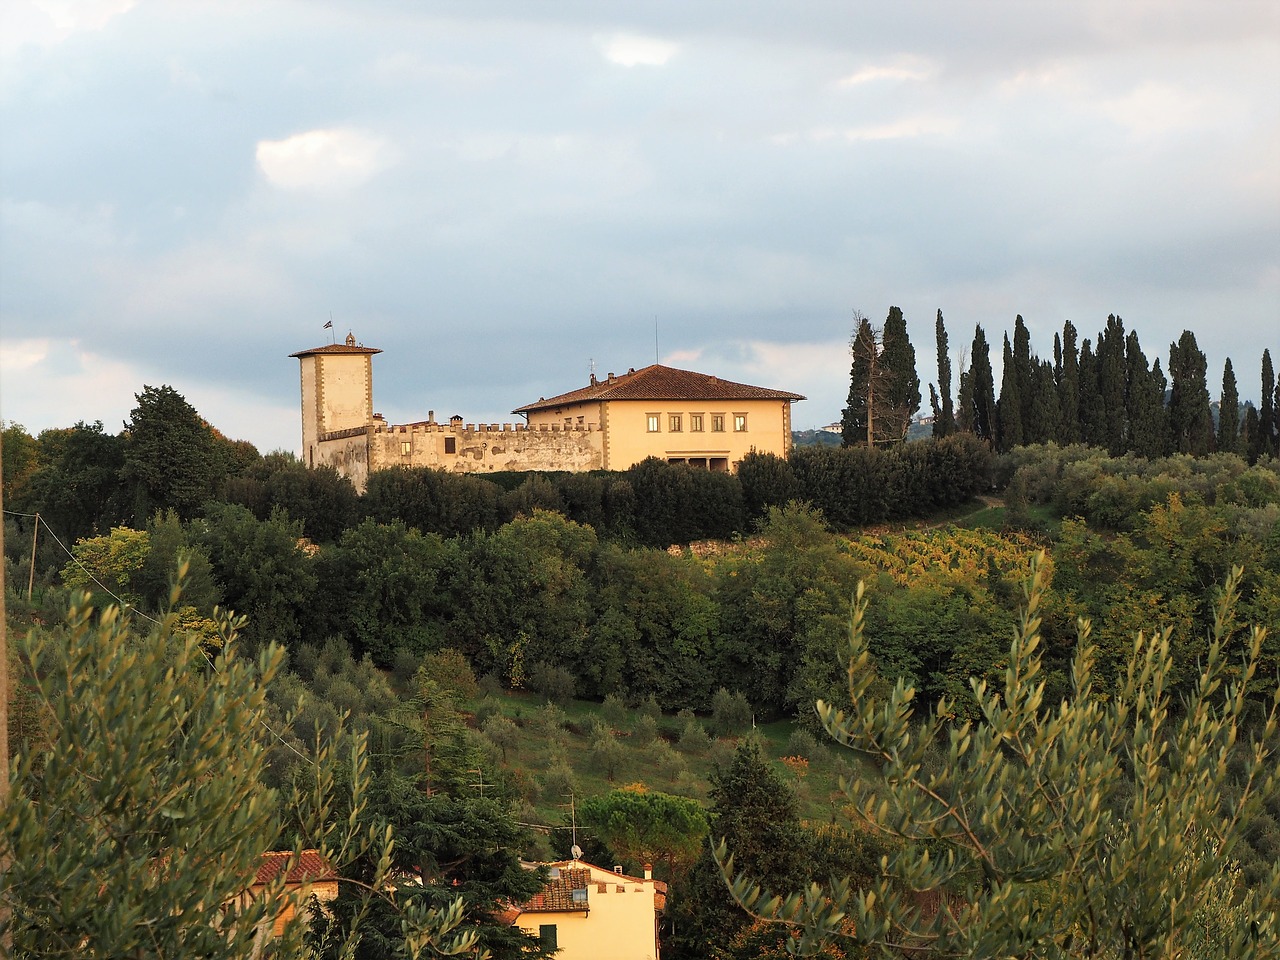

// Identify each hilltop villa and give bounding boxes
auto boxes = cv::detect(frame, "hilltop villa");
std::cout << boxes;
[291,333,805,491]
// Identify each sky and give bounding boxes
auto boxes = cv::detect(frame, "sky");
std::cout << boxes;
[2,0,1278,455]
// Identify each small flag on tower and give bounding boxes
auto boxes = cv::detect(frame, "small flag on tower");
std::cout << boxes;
[323,320,334,329]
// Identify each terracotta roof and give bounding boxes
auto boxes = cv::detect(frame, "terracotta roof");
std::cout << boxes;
[255,850,338,886]
[289,335,382,359]
[521,868,592,913]
[512,364,805,414]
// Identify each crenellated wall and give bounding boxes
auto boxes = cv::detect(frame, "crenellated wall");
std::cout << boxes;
[311,420,606,492]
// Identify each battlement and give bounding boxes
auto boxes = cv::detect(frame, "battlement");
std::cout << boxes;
[373,421,599,435]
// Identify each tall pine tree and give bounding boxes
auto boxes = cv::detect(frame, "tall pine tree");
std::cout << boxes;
[969,325,997,443]
[1026,360,1059,445]
[842,314,877,447]
[1057,320,1081,444]
[879,306,921,445]
[1077,339,1105,447]
[1218,358,1240,455]
[1098,315,1128,455]
[996,333,1024,452]
[1167,330,1214,456]
[1125,330,1167,459]
[1261,349,1276,459]
[932,309,955,438]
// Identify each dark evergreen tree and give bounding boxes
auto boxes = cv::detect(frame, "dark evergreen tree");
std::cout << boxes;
[1262,349,1277,459]
[1026,360,1059,445]
[1218,358,1240,455]
[1243,403,1262,463]
[1167,330,1214,456]
[17,421,129,542]
[1057,320,1081,444]
[879,306,921,445]
[1077,339,1105,447]
[996,333,1023,452]
[956,369,975,434]
[1098,315,1128,454]
[841,314,876,447]
[666,742,808,959]
[1012,315,1035,432]
[932,309,955,438]
[1125,331,1167,459]
[969,325,997,443]
[120,384,219,521]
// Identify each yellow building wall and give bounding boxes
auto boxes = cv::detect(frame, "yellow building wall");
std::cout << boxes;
[565,397,794,472]
[517,881,659,960]
[317,354,373,434]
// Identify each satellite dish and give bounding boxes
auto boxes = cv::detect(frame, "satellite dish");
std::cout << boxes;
[571,844,583,860]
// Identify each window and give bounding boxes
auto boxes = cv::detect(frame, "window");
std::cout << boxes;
[669,414,682,432]
[690,414,704,432]
[401,440,412,456]
[734,413,748,432]
[539,925,558,949]
[647,414,660,432]
[711,414,725,432]
[444,437,456,454]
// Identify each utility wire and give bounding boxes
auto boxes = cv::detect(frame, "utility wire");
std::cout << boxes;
[3,508,316,765]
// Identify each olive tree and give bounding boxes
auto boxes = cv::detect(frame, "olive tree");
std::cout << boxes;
[1,575,481,958]
[719,555,1280,958]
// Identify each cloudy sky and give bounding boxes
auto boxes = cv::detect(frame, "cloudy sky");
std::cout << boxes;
[2,0,1277,454]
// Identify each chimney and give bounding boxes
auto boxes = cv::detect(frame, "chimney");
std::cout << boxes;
[590,373,597,385]
[614,865,623,874]
[607,372,615,381]
[643,864,652,881]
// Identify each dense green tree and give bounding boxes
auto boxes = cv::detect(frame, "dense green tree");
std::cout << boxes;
[722,559,1280,958]
[1057,320,1081,444]
[841,314,878,447]
[878,305,921,445]
[0,421,40,504]
[1026,360,1059,445]
[996,333,1023,452]
[737,451,800,523]
[1168,330,1214,455]
[1243,403,1262,463]
[1098,314,1128,454]
[668,741,810,960]
[191,502,317,646]
[579,787,709,881]
[315,519,456,665]
[1077,338,1105,446]
[1262,349,1277,459]
[120,384,220,520]
[590,543,719,706]
[955,367,975,434]
[364,466,502,539]
[932,309,955,438]
[2,586,473,957]
[1012,314,1035,432]
[969,325,997,442]
[1126,331,1168,459]
[1219,358,1241,455]
[18,421,129,542]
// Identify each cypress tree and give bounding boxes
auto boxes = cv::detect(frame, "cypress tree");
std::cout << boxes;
[1261,349,1276,458]
[1077,339,1105,447]
[1218,358,1240,455]
[970,325,996,443]
[1098,315,1128,454]
[1243,404,1261,463]
[879,306,921,445]
[996,333,1023,452]
[956,369,975,434]
[1125,332,1166,459]
[841,315,876,447]
[1026,360,1059,445]
[1167,330,1214,456]
[933,309,955,438]
[1013,315,1034,431]
[1058,321,1081,444]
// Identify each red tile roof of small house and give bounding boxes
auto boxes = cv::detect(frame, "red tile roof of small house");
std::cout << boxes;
[254,850,338,886]
[521,867,592,913]
[513,364,805,414]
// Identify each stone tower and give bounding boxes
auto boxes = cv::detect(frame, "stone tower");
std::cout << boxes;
[290,332,382,468]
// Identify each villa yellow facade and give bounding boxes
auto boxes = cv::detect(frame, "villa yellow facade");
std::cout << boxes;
[292,335,804,491]
[513,859,667,960]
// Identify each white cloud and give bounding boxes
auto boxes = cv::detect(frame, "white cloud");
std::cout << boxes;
[256,128,396,190]
[838,57,935,86]
[0,337,140,431]
[597,32,679,67]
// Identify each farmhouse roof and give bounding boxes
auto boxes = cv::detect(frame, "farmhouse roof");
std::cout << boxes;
[254,850,338,885]
[520,867,592,913]
[513,363,805,414]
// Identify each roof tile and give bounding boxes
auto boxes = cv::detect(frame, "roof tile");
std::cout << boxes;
[513,364,804,414]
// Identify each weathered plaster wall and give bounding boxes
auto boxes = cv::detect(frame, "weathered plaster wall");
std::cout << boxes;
[369,422,605,478]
